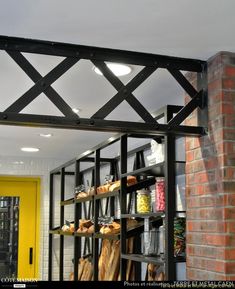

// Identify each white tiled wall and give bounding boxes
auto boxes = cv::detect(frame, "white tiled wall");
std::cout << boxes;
[0,155,68,280]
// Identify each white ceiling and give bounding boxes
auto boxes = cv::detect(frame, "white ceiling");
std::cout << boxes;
[0,0,234,162]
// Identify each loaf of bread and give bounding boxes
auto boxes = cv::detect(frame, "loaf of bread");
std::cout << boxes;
[77,226,88,233]
[100,221,120,234]
[87,225,94,233]
[107,176,137,192]
[79,219,93,228]
[61,224,70,232]
[76,192,88,199]
[109,181,121,192]
[127,176,137,186]
[96,183,111,194]
[69,223,75,232]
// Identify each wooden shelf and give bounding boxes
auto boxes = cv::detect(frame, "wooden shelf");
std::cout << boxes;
[94,233,120,240]
[121,163,164,178]
[49,229,74,236]
[75,195,93,203]
[121,212,164,219]
[126,177,156,192]
[121,253,164,265]
[121,162,185,178]
[49,229,60,235]
[94,177,156,200]
[60,231,74,236]
[60,198,74,206]
[74,232,93,238]
[94,191,119,200]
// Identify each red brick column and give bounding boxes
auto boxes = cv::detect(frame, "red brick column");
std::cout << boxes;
[185,52,235,280]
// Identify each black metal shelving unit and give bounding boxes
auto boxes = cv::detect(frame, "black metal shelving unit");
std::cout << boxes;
[48,105,187,281]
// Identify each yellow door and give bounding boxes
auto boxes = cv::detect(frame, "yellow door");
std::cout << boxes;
[0,177,40,279]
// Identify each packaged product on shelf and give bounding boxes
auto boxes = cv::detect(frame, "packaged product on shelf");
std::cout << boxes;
[62,220,74,232]
[96,175,113,194]
[147,263,165,281]
[75,184,89,199]
[136,189,151,213]
[155,178,165,211]
[77,219,93,233]
[141,228,159,256]
[77,256,93,281]
[98,239,120,281]
[174,217,186,257]
[158,217,165,257]
[97,175,137,194]
[146,139,164,166]
[100,221,120,234]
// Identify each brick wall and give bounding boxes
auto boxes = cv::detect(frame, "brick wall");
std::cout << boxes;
[185,52,235,280]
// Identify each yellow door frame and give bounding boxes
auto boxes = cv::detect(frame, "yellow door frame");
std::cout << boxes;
[0,176,40,279]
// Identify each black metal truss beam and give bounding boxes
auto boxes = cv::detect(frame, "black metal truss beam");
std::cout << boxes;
[5,51,78,118]
[0,35,207,136]
[168,68,198,98]
[168,90,203,127]
[91,60,157,122]
[0,112,205,136]
[0,35,206,72]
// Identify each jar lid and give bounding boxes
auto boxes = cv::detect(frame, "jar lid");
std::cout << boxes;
[137,189,150,194]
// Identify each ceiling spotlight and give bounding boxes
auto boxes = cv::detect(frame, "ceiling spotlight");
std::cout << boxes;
[39,133,53,138]
[13,161,24,165]
[93,63,132,76]
[72,108,81,114]
[21,147,39,152]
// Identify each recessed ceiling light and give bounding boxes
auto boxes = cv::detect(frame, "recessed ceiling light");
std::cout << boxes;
[21,147,39,152]
[13,161,24,165]
[93,63,132,76]
[72,108,81,114]
[39,133,53,138]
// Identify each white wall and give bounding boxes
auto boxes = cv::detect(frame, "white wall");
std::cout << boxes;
[0,155,68,280]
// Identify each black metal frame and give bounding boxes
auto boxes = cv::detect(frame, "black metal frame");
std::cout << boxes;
[48,105,187,281]
[0,35,207,137]
[0,35,207,281]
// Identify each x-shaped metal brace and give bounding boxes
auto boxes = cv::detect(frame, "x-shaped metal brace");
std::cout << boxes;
[91,60,158,123]
[5,51,79,118]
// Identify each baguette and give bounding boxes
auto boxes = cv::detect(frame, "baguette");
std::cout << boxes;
[98,239,112,280]
[105,240,120,281]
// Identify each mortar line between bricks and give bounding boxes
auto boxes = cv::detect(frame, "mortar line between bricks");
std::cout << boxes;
[187,243,235,248]
[187,205,235,209]
[187,267,235,276]
[187,232,235,235]
[188,256,235,262]
[187,265,229,275]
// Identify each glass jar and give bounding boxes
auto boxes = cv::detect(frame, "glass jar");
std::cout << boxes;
[155,178,165,212]
[136,189,151,213]
[174,217,186,257]
[158,217,165,257]
[141,229,159,256]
